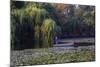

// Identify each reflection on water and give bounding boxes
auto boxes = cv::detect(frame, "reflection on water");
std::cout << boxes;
[55,38,95,48]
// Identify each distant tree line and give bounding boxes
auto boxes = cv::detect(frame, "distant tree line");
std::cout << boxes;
[52,4,95,37]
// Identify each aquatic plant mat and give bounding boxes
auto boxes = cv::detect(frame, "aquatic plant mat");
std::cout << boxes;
[11,45,95,66]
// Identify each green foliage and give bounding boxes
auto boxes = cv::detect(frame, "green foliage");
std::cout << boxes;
[25,5,49,48]
[34,25,40,48]
[62,5,95,36]
[11,2,59,49]
[55,25,62,37]
[83,11,95,27]
[41,19,56,47]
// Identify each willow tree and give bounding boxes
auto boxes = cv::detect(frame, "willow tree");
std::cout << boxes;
[41,19,57,47]
[11,8,36,49]
[26,5,48,48]
[11,3,49,49]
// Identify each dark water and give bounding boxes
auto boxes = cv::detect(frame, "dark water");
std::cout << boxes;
[55,37,95,47]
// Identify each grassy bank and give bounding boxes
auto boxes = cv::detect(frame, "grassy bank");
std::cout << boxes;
[11,46,95,66]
